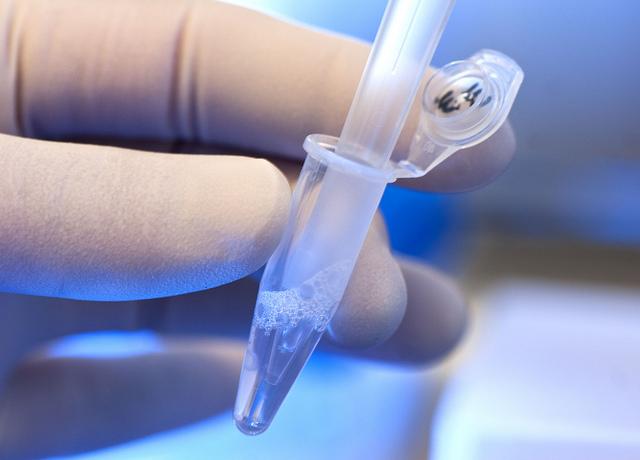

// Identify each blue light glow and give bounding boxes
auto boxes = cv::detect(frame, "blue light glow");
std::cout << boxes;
[47,331,164,359]
[57,353,433,460]
[226,0,387,41]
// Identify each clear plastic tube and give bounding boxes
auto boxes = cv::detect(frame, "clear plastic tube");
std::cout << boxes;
[234,0,456,435]
[337,0,455,167]
[234,135,392,435]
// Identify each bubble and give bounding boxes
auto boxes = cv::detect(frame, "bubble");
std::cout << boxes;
[255,260,351,332]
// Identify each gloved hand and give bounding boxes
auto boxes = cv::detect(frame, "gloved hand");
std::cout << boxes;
[0,0,516,458]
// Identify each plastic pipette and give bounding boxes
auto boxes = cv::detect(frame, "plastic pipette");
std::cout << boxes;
[234,0,523,435]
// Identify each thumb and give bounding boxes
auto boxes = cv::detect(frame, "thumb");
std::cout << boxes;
[0,133,290,300]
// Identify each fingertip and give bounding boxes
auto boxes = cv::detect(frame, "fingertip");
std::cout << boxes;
[127,154,292,299]
[77,153,292,300]
[336,256,468,366]
[393,257,468,364]
[230,157,292,268]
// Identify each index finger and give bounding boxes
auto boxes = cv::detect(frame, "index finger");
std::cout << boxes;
[1,0,514,192]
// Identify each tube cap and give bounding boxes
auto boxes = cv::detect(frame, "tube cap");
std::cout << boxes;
[393,49,524,178]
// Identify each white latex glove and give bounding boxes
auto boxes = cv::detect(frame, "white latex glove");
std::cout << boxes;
[0,0,516,458]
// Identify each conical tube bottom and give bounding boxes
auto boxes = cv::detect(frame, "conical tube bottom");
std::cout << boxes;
[234,318,325,435]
